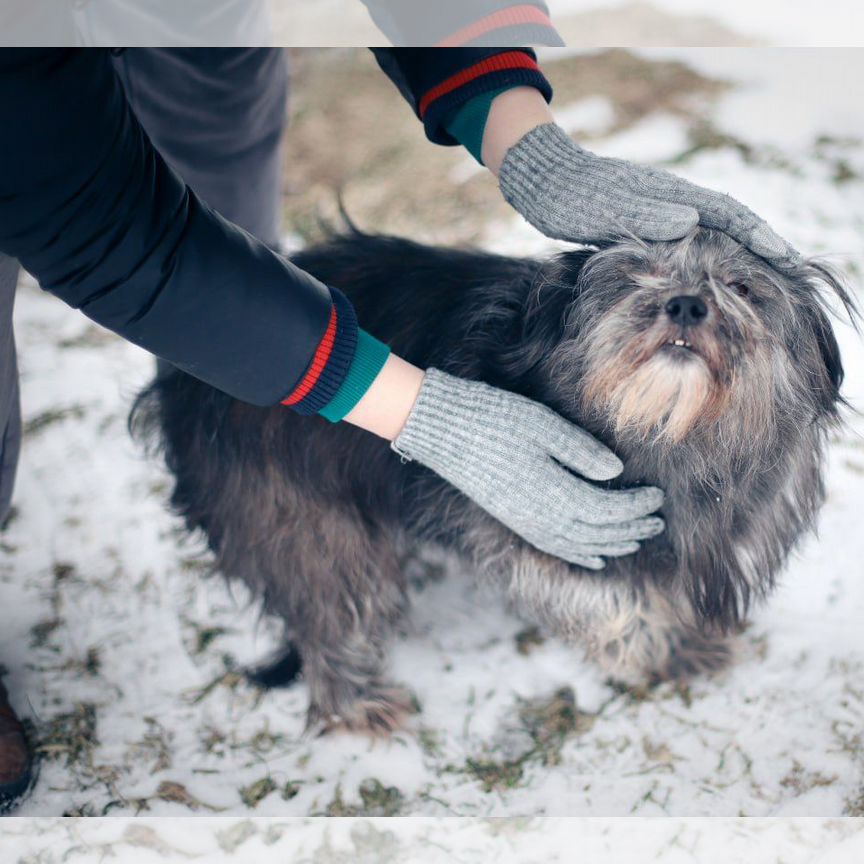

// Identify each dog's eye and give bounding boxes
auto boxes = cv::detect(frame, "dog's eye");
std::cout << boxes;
[727,281,750,297]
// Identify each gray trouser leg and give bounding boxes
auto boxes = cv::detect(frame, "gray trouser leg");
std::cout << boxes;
[0,255,21,525]
[111,48,289,248]
[111,48,290,378]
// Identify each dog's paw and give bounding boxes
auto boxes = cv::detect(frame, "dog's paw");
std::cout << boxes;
[597,625,735,689]
[657,630,735,681]
[307,686,418,738]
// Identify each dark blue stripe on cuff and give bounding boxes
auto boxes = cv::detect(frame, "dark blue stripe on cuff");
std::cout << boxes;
[289,285,359,416]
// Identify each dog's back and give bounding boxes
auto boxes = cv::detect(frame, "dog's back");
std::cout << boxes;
[294,229,541,374]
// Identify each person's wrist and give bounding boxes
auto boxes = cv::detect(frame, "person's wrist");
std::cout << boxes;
[481,86,555,176]
[343,353,426,442]
[318,328,391,423]
[444,87,511,165]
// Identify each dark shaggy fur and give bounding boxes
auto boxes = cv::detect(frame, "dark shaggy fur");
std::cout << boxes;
[131,227,854,733]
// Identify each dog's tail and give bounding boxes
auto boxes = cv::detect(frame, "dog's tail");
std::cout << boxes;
[128,378,164,459]
[245,643,303,690]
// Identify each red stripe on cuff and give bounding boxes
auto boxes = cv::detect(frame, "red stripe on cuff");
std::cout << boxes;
[418,51,539,118]
[281,304,338,406]
[436,6,554,47]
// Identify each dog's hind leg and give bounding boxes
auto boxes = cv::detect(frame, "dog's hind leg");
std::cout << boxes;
[236,502,413,735]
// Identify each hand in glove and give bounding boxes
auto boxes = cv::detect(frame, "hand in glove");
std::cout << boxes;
[499,123,801,271]
[392,368,665,570]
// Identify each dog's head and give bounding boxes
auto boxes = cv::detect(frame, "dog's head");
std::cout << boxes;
[529,229,852,451]
[504,228,856,627]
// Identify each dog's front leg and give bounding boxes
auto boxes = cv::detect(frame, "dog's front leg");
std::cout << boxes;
[584,582,735,686]
[468,525,732,686]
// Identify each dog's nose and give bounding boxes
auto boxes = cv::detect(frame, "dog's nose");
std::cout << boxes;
[665,295,708,327]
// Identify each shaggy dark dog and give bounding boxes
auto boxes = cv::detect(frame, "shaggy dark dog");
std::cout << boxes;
[131,227,853,733]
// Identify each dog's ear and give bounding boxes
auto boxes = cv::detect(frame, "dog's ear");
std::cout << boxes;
[497,249,597,382]
[810,303,844,395]
[558,248,598,282]
[527,247,596,331]
[804,260,858,400]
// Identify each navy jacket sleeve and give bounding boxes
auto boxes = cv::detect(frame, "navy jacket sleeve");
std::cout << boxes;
[359,1,563,47]
[372,48,554,145]
[0,48,357,409]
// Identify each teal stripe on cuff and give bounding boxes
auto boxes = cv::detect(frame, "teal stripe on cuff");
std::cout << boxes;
[444,86,511,164]
[318,328,391,423]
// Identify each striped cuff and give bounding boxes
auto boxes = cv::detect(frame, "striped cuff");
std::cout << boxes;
[281,285,358,415]
[419,51,553,145]
[318,329,391,423]
[435,4,564,47]
[445,86,511,164]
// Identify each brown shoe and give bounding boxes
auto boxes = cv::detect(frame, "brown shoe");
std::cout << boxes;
[0,677,33,811]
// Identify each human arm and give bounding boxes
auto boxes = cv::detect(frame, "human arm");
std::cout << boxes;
[370,42,789,270]
[0,47,375,412]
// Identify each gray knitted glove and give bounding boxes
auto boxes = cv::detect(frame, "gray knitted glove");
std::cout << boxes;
[392,368,665,570]
[500,123,802,271]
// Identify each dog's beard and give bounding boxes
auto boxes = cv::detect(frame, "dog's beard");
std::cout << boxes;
[579,312,733,444]
[574,290,780,446]
[599,350,719,443]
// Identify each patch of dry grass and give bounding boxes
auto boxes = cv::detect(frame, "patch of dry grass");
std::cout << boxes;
[281,49,728,246]
[462,686,597,793]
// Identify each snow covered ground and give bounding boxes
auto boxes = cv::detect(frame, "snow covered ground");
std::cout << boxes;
[2,816,864,862]
[1,50,863,818]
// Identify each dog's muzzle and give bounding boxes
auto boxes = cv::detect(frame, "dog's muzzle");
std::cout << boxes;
[663,295,708,351]
[665,295,708,327]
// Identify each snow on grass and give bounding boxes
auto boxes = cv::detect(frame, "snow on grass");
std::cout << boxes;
[1,50,862,817]
[2,815,864,861]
